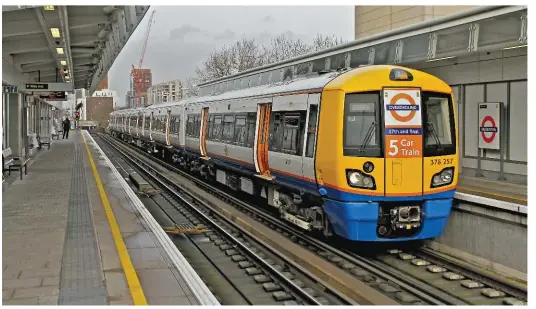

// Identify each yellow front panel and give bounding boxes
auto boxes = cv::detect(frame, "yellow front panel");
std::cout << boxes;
[385,157,422,196]
[315,90,384,196]
[314,65,458,199]
[423,155,458,194]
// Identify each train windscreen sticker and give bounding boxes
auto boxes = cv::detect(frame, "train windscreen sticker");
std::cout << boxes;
[383,89,423,158]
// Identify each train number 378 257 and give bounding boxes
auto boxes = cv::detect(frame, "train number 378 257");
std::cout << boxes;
[430,158,453,165]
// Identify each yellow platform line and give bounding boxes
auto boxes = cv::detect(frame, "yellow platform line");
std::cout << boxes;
[81,132,148,305]
[458,186,528,203]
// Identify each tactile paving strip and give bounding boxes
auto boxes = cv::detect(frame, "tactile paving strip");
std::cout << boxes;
[59,142,108,305]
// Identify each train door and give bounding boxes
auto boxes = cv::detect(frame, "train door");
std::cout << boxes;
[136,112,140,136]
[149,112,154,141]
[301,94,320,180]
[383,88,423,198]
[200,107,209,158]
[254,103,272,179]
[165,109,171,146]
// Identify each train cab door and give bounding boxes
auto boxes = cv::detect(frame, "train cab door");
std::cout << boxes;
[149,112,154,141]
[383,88,423,199]
[199,107,210,159]
[254,103,273,180]
[136,113,140,136]
[165,109,172,147]
[301,94,320,181]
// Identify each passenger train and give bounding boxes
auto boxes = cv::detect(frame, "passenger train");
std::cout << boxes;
[109,65,458,242]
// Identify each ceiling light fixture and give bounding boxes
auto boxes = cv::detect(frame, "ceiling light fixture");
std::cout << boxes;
[50,28,60,38]
[44,5,54,10]
[426,56,456,62]
[60,60,67,66]
[503,44,527,50]
[56,47,64,55]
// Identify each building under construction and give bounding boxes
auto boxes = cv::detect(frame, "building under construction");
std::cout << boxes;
[148,79,183,105]
[127,68,152,108]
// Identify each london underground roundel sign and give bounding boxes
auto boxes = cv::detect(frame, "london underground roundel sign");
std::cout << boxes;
[478,103,501,150]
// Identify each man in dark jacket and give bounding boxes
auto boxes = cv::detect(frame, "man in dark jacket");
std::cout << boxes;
[62,117,71,139]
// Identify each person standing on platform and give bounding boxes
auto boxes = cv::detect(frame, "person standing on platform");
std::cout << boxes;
[62,117,71,139]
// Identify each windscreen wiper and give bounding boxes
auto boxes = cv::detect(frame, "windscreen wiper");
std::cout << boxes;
[427,122,443,151]
[359,121,376,153]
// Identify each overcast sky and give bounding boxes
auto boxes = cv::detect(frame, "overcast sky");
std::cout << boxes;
[108,6,354,106]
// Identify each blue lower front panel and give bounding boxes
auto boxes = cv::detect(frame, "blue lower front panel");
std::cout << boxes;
[323,198,453,241]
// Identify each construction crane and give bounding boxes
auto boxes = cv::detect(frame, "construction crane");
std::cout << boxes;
[131,10,156,105]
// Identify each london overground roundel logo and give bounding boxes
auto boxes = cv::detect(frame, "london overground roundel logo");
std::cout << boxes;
[386,93,419,123]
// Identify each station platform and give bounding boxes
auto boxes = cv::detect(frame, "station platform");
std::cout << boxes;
[457,175,527,206]
[2,130,215,305]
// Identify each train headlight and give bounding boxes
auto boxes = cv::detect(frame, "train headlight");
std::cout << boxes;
[431,167,454,188]
[346,169,376,190]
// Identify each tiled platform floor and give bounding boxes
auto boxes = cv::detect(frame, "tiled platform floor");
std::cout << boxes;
[2,131,198,305]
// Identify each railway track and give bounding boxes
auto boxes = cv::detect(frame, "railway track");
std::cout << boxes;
[93,133,352,306]
[98,132,527,306]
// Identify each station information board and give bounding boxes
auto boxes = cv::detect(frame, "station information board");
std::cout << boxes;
[478,102,501,150]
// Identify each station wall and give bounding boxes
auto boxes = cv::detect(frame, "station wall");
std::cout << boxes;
[409,47,527,183]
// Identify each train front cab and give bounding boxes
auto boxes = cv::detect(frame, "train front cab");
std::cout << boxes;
[316,66,458,242]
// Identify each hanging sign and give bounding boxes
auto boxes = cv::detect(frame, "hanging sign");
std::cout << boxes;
[383,88,423,158]
[478,102,501,150]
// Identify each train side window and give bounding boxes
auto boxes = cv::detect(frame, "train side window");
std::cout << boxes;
[175,117,181,134]
[281,114,302,155]
[246,113,256,147]
[222,115,235,142]
[207,115,215,139]
[233,115,247,145]
[305,105,319,158]
[195,115,202,138]
[269,113,283,152]
[186,116,194,136]
[212,115,223,140]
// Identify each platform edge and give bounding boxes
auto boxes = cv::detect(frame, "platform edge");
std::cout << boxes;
[83,131,220,306]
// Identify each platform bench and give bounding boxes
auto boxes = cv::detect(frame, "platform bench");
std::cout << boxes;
[2,147,29,180]
[38,135,51,150]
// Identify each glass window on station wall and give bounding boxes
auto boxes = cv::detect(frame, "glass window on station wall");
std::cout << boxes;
[270,69,282,83]
[282,66,293,81]
[296,62,311,76]
[260,71,271,86]
[373,41,397,64]
[312,58,327,73]
[329,53,346,70]
[477,11,524,51]
[250,74,260,87]
[435,24,471,58]
[349,49,370,68]
[400,33,430,64]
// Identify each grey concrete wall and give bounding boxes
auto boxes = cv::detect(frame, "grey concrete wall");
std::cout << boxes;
[426,201,527,281]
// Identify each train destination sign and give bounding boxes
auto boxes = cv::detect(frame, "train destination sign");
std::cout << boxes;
[384,89,423,159]
[478,102,501,150]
